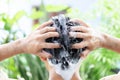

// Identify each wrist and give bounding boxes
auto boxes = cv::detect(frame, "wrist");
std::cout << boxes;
[14,38,25,54]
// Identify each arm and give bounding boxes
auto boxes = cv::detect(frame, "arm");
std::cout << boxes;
[0,39,23,61]
[102,33,120,53]
[69,19,120,57]
[0,21,60,61]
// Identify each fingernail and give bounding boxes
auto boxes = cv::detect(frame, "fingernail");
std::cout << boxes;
[55,43,61,47]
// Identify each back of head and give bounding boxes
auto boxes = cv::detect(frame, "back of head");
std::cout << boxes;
[44,14,85,80]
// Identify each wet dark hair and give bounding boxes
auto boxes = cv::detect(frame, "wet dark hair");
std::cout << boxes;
[44,14,85,70]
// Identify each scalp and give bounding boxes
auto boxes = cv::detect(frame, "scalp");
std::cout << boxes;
[44,14,85,70]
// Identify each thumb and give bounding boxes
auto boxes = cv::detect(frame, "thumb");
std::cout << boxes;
[36,51,52,61]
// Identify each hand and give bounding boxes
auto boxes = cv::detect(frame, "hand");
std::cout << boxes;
[69,19,105,57]
[21,21,60,58]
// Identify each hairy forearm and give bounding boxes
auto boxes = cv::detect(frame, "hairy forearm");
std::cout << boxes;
[0,39,24,61]
[102,33,120,53]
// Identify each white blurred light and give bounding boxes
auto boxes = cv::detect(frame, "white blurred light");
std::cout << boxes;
[0,22,5,29]
[0,0,98,35]
[43,0,98,12]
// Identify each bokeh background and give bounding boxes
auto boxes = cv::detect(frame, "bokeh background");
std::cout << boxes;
[0,0,120,80]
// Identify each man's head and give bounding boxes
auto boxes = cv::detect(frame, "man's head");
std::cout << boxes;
[40,15,87,80]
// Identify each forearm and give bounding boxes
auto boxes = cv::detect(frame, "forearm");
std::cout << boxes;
[0,39,24,61]
[102,33,120,53]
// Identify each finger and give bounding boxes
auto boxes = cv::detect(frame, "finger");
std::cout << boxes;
[42,32,59,39]
[71,26,89,33]
[72,41,88,49]
[37,21,53,30]
[80,49,90,57]
[40,27,56,34]
[39,50,52,58]
[69,32,91,38]
[37,51,52,61]
[42,43,60,49]
[70,19,89,27]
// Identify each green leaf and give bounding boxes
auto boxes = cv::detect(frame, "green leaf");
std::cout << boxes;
[45,5,68,12]
[12,10,26,24]
[30,9,44,19]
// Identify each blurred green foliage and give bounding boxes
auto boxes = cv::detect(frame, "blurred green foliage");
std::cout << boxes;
[79,0,120,80]
[0,0,120,80]
[45,5,68,12]
[0,10,26,78]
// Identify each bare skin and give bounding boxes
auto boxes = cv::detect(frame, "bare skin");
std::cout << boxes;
[39,19,120,80]
[38,19,88,80]
[69,19,120,57]
[1,19,120,80]
[69,19,120,80]
[0,21,60,61]
[41,19,120,80]
[40,57,83,80]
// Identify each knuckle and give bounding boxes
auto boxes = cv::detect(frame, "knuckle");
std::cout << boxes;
[76,27,81,30]
[45,27,50,31]
[78,33,83,38]
[47,32,52,36]
[88,34,92,38]
[52,27,56,30]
